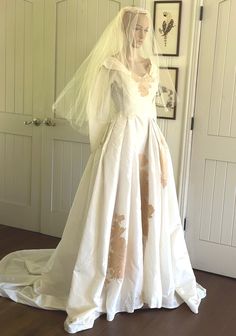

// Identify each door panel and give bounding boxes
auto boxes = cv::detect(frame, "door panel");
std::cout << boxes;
[186,0,236,277]
[0,0,43,231]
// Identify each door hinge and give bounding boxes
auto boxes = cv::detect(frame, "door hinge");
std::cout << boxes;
[199,5,204,21]
[184,218,187,231]
[190,117,194,131]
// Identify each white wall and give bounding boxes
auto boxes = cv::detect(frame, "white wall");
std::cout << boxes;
[146,0,195,192]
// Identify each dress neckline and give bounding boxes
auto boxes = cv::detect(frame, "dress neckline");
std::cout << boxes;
[130,59,152,78]
[130,63,153,79]
[123,60,153,79]
[104,56,153,78]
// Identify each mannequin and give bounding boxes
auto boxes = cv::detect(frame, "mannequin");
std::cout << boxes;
[0,7,206,334]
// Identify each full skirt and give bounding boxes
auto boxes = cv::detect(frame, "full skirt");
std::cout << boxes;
[0,114,206,333]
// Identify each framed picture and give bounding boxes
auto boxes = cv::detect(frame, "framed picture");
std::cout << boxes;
[156,67,178,120]
[153,1,182,56]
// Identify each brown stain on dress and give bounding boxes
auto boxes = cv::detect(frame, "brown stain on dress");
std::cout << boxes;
[106,213,126,281]
[139,154,155,237]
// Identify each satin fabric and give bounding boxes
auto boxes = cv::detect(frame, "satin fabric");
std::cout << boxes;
[0,59,206,334]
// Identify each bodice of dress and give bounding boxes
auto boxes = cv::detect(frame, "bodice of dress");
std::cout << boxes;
[104,57,159,120]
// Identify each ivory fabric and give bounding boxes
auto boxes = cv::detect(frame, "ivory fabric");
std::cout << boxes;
[0,59,206,334]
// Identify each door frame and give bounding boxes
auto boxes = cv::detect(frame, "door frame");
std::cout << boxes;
[178,0,204,224]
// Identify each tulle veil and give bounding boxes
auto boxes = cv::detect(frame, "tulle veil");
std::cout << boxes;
[52,6,176,150]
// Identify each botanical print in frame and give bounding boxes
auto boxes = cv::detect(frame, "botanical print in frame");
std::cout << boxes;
[156,67,178,120]
[153,1,182,56]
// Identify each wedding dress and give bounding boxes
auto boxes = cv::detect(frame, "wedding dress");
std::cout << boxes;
[0,56,206,333]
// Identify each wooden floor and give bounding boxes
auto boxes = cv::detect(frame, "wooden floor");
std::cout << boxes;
[0,224,235,336]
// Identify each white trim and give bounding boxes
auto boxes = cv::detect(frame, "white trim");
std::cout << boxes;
[178,0,204,223]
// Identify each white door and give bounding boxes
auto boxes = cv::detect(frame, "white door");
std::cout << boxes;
[186,0,236,277]
[0,0,139,237]
[0,0,44,232]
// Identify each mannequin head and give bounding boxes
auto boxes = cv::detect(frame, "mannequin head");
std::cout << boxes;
[122,10,149,49]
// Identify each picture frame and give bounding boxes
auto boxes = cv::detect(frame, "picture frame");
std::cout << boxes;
[153,1,182,56]
[156,67,179,120]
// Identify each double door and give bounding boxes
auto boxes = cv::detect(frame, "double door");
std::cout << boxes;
[0,0,137,237]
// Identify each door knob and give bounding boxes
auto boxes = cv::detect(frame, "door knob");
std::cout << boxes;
[24,117,56,126]
[24,118,42,126]
[42,117,56,126]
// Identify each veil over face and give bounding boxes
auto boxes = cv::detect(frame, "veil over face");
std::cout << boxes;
[52,6,172,148]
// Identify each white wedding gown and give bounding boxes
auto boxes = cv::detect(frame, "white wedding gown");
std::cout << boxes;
[0,57,206,334]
